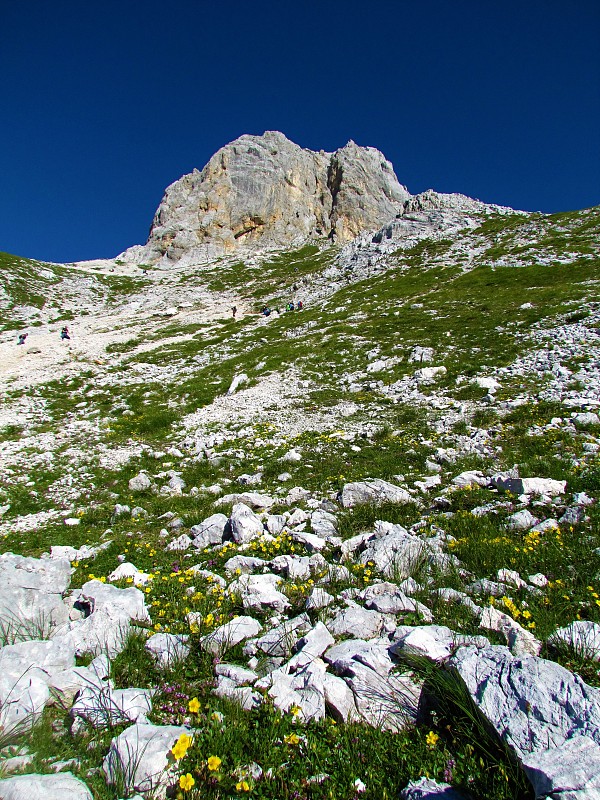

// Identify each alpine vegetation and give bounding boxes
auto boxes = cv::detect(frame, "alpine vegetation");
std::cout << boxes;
[0,132,599,799]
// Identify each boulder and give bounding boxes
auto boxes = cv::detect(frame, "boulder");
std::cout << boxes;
[506,509,539,531]
[338,660,421,732]
[103,723,190,798]
[228,573,290,614]
[70,685,152,730]
[248,614,312,658]
[0,638,76,733]
[0,553,71,634]
[306,588,334,610]
[201,616,263,656]
[491,475,566,496]
[224,555,267,575]
[521,736,600,799]
[479,605,542,657]
[327,602,387,640]
[324,637,394,677]
[548,621,600,661]
[0,773,93,800]
[288,623,335,670]
[255,657,327,722]
[390,625,488,664]
[270,554,312,581]
[341,479,412,508]
[213,676,261,710]
[310,509,338,539]
[451,470,487,488]
[230,503,264,544]
[145,633,190,668]
[190,513,229,549]
[447,645,600,759]
[400,777,466,799]
[357,523,429,580]
[128,473,151,491]
[322,671,360,723]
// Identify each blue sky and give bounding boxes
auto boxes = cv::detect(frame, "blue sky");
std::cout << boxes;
[1,0,598,262]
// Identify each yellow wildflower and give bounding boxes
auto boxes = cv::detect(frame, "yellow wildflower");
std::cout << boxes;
[236,780,251,792]
[207,755,222,771]
[171,733,192,760]
[284,733,300,745]
[425,731,439,748]
[188,697,200,714]
[179,773,195,791]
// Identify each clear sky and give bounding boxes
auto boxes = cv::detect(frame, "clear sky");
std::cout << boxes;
[1,0,598,263]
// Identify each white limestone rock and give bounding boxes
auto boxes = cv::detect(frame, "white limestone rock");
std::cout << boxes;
[492,475,567,496]
[327,602,387,640]
[0,773,93,800]
[249,614,312,658]
[215,663,258,685]
[322,671,360,723]
[230,503,265,544]
[270,554,312,581]
[414,366,447,382]
[521,735,600,799]
[408,346,434,363]
[451,470,487,488]
[288,622,335,670]
[228,573,290,614]
[389,625,488,664]
[103,723,190,798]
[447,644,600,760]
[107,562,152,587]
[256,657,327,722]
[341,479,412,508]
[218,491,275,509]
[506,509,539,531]
[70,685,152,730]
[339,660,421,732]
[400,777,466,799]
[357,522,431,580]
[310,509,338,539]
[361,582,433,621]
[290,530,328,552]
[128,473,152,492]
[124,132,410,266]
[0,553,71,634]
[213,676,262,710]
[190,513,229,549]
[479,605,541,657]
[305,587,335,610]
[324,637,394,677]
[227,373,249,395]
[548,621,600,661]
[201,616,263,656]
[145,633,190,668]
[0,638,76,734]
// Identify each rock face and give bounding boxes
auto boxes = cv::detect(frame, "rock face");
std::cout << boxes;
[119,131,410,265]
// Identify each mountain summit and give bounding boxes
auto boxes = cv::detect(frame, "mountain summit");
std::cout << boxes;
[120,131,410,266]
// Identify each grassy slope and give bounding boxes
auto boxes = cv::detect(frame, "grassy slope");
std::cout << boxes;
[0,207,599,798]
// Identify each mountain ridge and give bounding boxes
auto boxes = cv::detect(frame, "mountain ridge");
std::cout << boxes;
[115,132,516,269]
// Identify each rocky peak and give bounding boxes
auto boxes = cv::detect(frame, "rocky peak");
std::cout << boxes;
[120,132,410,266]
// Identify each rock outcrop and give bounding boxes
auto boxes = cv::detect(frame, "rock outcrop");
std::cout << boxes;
[118,131,410,265]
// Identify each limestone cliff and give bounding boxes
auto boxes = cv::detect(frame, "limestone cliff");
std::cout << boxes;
[119,131,410,266]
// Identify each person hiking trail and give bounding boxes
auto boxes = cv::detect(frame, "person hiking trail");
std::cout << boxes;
[60,326,71,341]
[232,306,237,319]
[17,333,28,345]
